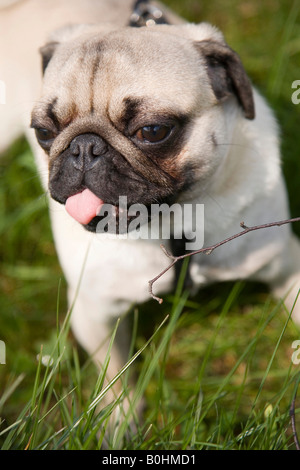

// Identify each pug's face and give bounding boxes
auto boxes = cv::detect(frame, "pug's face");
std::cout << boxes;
[31,24,254,232]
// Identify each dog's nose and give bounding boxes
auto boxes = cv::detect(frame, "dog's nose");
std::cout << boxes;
[70,133,108,170]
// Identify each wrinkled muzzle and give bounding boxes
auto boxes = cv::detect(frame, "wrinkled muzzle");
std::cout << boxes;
[49,115,173,187]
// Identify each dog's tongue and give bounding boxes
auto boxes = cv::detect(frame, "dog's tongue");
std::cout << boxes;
[65,188,104,225]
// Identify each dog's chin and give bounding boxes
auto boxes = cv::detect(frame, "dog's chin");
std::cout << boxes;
[84,216,102,233]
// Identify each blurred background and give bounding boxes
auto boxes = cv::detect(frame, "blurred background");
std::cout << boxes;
[0,0,299,448]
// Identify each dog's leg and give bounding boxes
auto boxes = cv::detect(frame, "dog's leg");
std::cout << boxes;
[69,290,131,381]
[69,288,147,446]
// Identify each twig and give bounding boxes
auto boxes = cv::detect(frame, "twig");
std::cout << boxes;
[148,216,300,303]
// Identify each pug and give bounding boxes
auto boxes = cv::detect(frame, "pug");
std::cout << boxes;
[1,0,300,383]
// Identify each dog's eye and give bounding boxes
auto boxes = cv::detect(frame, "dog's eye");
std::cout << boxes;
[35,128,56,148]
[135,125,172,143]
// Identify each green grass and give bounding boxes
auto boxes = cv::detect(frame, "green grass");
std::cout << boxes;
[0,0,300,450]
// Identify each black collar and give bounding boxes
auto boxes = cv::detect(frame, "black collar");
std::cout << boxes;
[129,0,169,27]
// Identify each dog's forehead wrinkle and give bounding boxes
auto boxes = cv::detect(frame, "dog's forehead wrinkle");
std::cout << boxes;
[46,98,60,129]
[94,28,206,78]
[42,30,216,119]
[119,97,142,126]
[109,36,195,70]
[31,98,60,129]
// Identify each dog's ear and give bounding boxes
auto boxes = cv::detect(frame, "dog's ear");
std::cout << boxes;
[39,24,96,75]
[196,40,255,119]
[39,42,59,74]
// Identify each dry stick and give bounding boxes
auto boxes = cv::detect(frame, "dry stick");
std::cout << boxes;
[148,216,300,304]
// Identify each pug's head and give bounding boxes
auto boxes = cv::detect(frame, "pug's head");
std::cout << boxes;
[31,22,255,233]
